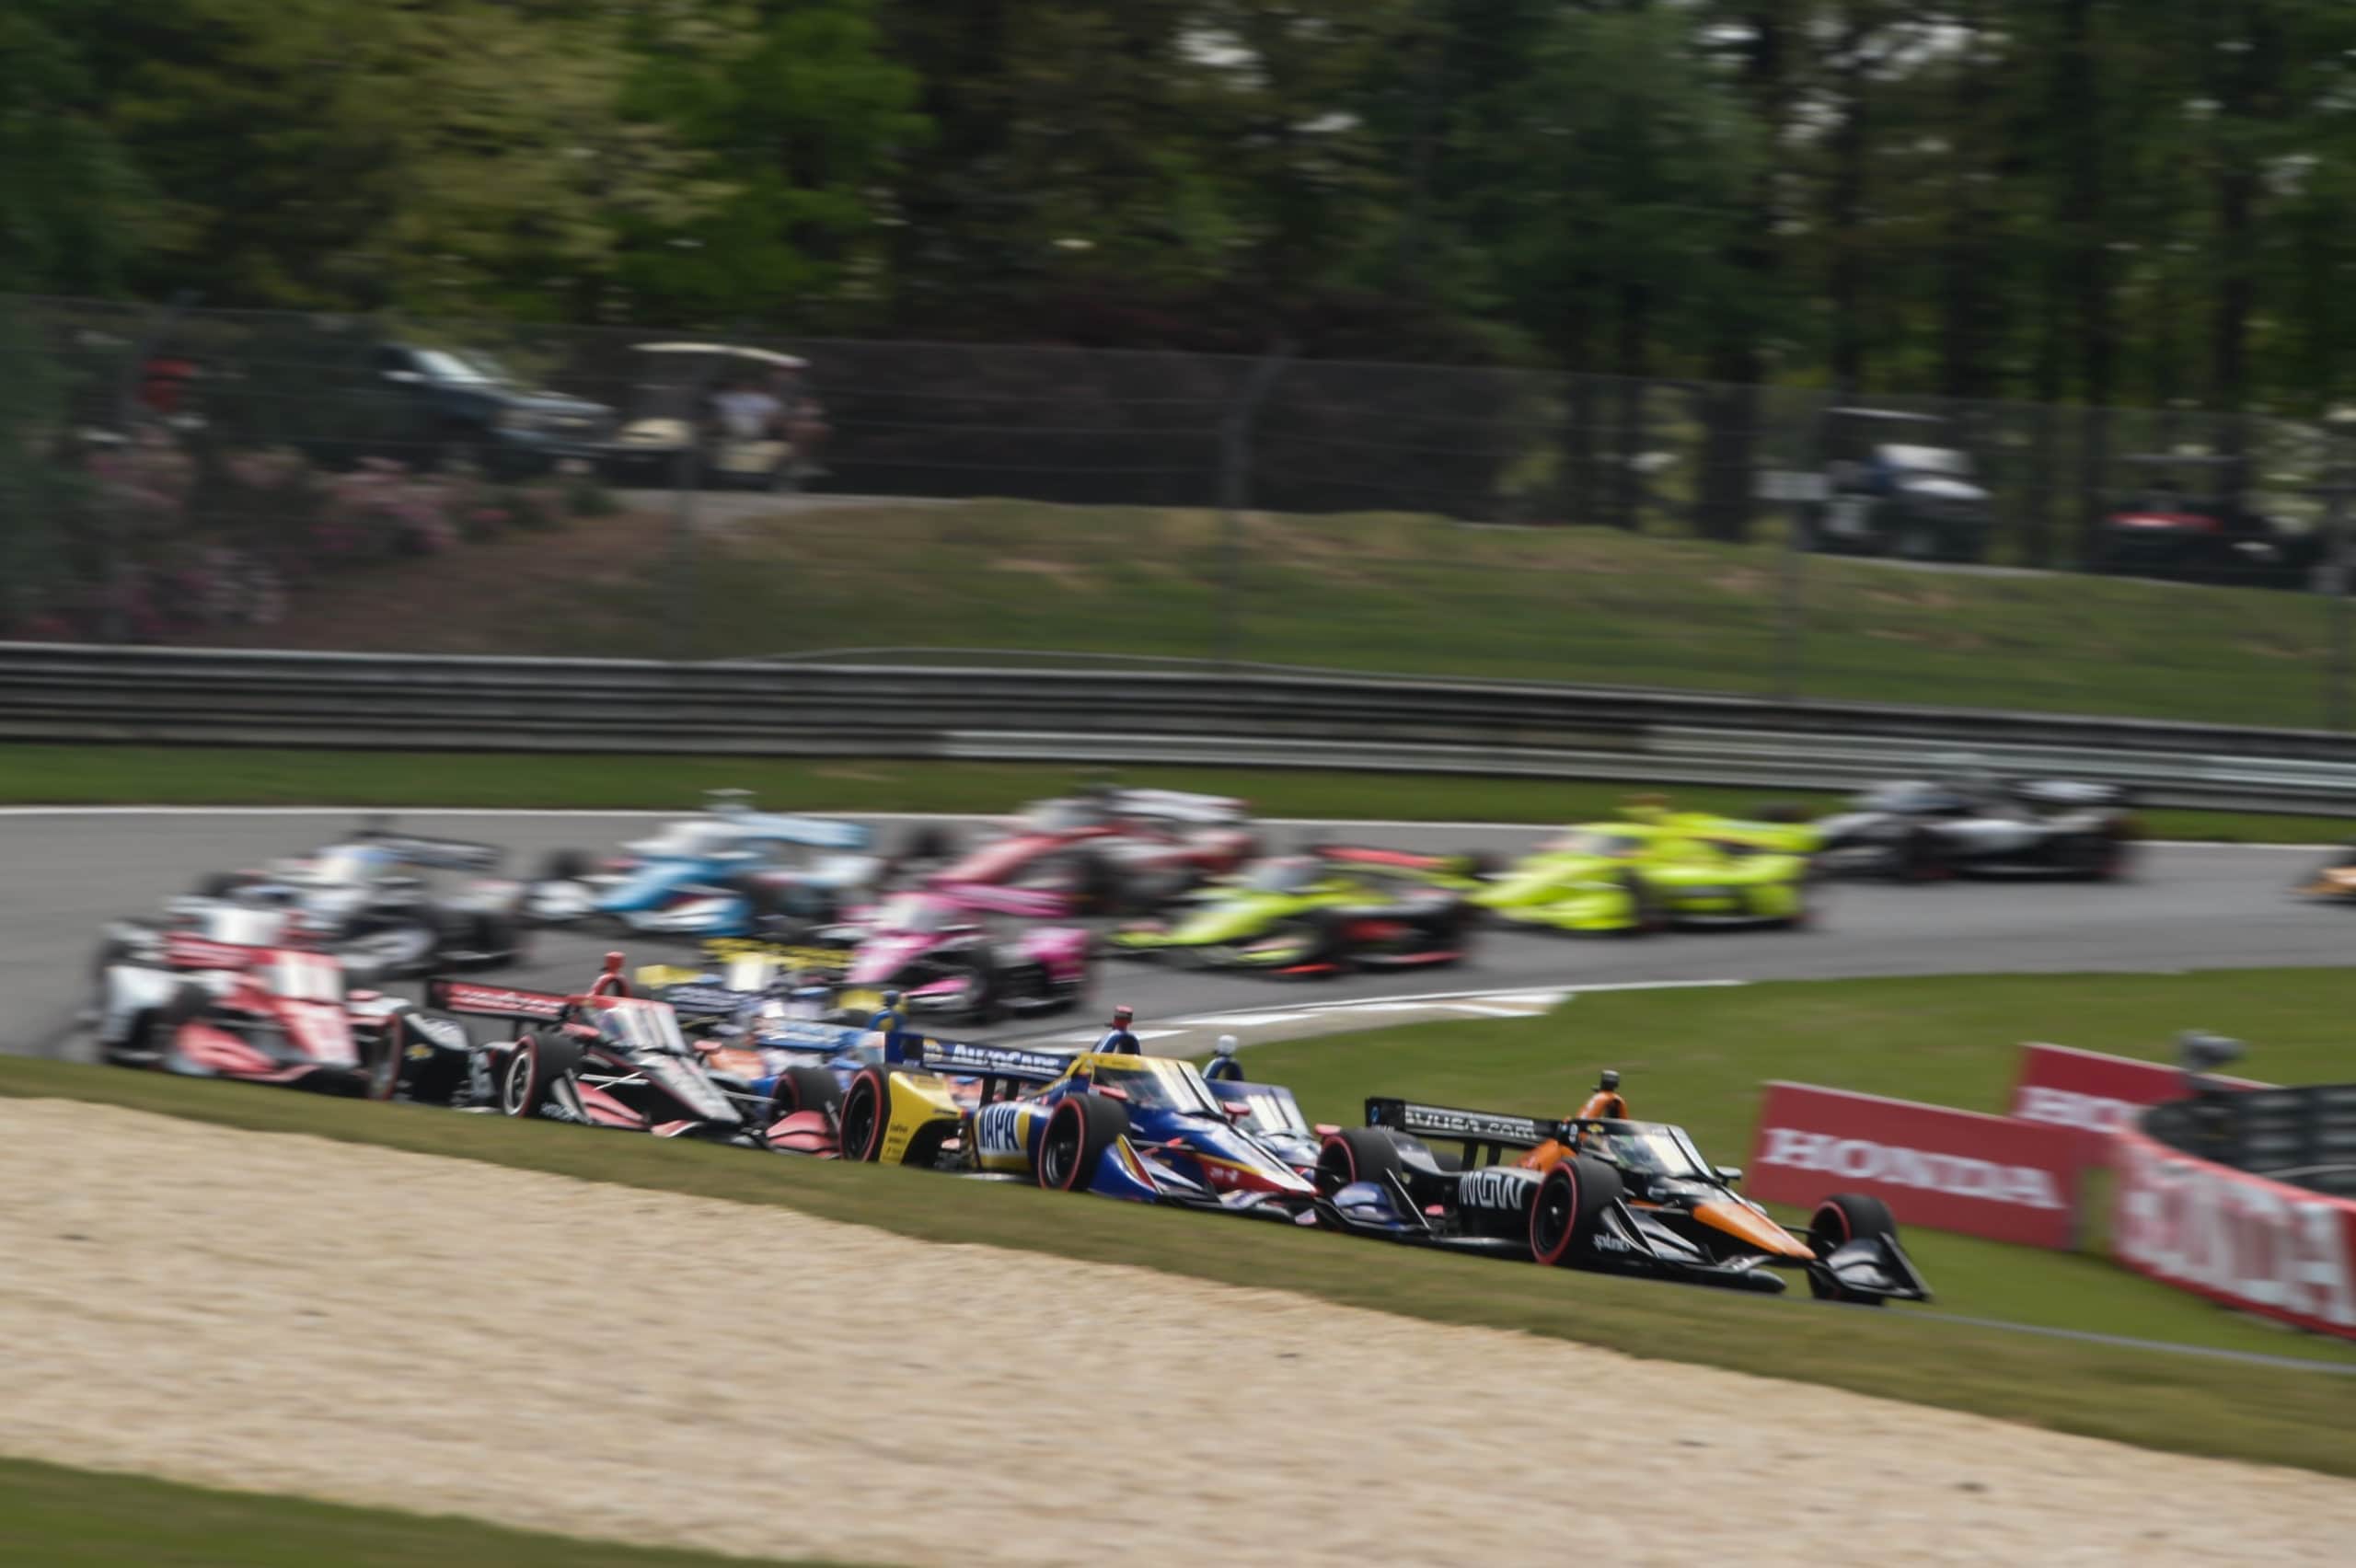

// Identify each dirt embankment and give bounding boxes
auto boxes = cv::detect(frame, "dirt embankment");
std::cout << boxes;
[3,1100,2351,1567]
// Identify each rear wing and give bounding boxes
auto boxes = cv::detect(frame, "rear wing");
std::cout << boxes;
[1311,845,1475,879]
[350,831,507,873]
[425,978,571,1020]
[161,932,263,972]
[699,938,855,973]
[1365,1097,1565,1167]
[884,1033,1075,1099]
[652,982,756,1020]
[710,809,872,851]
[928,882,1076,920]
[1112,788,1246,824]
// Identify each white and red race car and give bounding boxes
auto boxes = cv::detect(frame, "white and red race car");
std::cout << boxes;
[90,898,473,1098]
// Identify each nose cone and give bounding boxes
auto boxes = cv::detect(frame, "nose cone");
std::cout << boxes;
[1692,1199,1815,1261]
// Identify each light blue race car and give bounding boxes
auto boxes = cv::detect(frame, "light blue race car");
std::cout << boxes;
[527,790,884,938]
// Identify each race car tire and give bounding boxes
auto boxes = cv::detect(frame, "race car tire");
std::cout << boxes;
[902,825,953,865]
[1530,1156,1623,1266]
[963,944,1007,1024]
[1036,1093,1130,1193]
[193,871,257,899]
[1077,853,1122,917]
[499,1032,584,1119]
[1806,1193,1900,1304]
[837,1066,891,1163]
[1892,827,1952,883]
[366,1012,410,1102]
[470,910,522,963]
[1613,870,1667,937]
[1314,1126,1405,1198]
[539,848,592,883]
[1807,1192,1897,1255]
[766,1066,844,1126]
[2062,830,2132,882]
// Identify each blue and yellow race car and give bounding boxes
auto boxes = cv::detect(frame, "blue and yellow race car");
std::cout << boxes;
[837,1034,1321,1220]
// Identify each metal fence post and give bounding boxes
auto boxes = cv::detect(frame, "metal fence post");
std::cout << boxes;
[97,291,200,642]
[2325,424,2354,731]
[1216,343,1294,665]
[666,340,736,663]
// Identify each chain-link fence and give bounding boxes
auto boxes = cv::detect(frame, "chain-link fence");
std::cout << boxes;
[4,294,2352,732]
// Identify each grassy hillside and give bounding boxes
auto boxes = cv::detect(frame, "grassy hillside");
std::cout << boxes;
[173,497,2349,729]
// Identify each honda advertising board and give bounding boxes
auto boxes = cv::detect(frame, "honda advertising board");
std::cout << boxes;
[2111,1124,2356,1340]
[2009,1043,2265,1171]
[1749,1081,2079,1248]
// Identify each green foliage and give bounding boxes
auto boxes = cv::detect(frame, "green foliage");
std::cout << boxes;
[20,0,2356,414]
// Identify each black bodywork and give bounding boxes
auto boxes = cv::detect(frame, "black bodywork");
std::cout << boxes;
[1315,1096,1930,1304]
[2093,455,2321,591]
[1811,778,2136,882]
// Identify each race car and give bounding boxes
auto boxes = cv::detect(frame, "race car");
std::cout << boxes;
[1202,1043,1325,1180]
[528,790,884,937]
[925,785,1259,915]
[422,953,820,1147]
[1472,823,1812,933]
[191,823,528,976]
[1108,847,1476,973]
[2293,847,2356,904]
[836,1034,1320,1220]
[1812,773,2136,882]
[1314,1073,1930,1304]
[90,898,469,1097]
[814,887,1091,1022]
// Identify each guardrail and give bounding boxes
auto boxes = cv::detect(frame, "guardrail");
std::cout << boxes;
[8,640,2356,814]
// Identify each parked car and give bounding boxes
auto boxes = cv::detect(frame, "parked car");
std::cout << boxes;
[603,342,829,490]
[1810,408,1994,562]
[2092,453,2322,590]
[358,341,615,476]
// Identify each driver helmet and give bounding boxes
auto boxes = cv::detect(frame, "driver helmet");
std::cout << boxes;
[1111,1005,1134,1029]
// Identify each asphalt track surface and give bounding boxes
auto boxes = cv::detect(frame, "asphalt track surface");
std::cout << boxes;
[6,809,2348,1062]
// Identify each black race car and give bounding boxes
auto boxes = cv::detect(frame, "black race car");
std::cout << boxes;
[417,957,795,1143]
[195,824,529,976]
[1313,1080,1929,1305]
[1811,776,2136,882]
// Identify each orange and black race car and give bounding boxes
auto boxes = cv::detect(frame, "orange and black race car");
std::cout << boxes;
[2294,847,2356,904]
[1312,1071,1931,1305]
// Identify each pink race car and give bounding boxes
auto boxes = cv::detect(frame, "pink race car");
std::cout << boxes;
[923,786,1258,916]
[826,887,1090,1023]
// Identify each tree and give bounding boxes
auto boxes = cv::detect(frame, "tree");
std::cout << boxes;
[614,0,930,329]
[0,0,146,294]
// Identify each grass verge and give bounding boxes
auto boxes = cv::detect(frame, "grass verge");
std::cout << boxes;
[167,498,2356,728]
[6,986,2354,1482]
[0,744,2347,845]
[0,1455,864,1567]
[1244,967,2356,1366]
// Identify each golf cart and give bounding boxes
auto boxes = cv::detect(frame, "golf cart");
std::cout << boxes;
[1810,408,1994,562]
[604,343,827,491]
[2091,452,2320,590]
